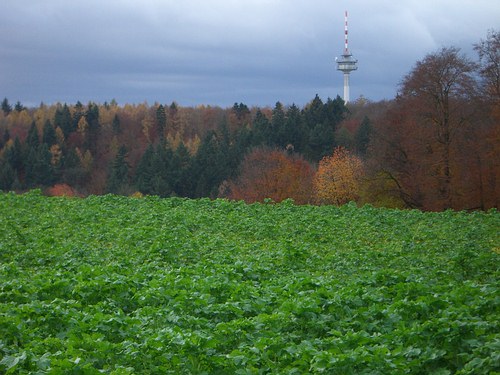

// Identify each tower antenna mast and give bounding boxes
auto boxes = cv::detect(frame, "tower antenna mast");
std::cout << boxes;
[336,11,358,103]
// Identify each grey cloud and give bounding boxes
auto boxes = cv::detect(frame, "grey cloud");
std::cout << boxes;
[1,0,498,107]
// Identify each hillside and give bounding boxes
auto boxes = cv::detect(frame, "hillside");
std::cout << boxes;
[0,192,499,373]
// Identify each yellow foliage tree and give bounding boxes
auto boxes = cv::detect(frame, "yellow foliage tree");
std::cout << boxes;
[314,147,364,205]
[77,116,88,134]
[55,126,65,145]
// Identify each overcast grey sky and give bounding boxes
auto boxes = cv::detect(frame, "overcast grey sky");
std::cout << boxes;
[1,0,498,107]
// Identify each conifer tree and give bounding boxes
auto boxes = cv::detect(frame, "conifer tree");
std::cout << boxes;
[355,116,372,156]
[0,159,15,190]
[135,144,155,194]
[1,98,12,115]
[170,142,193,196]
[54,104,73,137]
[156,104,167,138]
[112,114,121,134]
[251,110,271,147]
[26,122,40,149]
[6,137,23,174]
[106,145,130,194]
[14,101,25,112]
[42,120,57,146]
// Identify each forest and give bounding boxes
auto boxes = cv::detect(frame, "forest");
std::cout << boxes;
[0,31,498,211]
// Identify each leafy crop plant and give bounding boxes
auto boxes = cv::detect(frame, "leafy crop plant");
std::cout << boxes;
[0,191,498,374]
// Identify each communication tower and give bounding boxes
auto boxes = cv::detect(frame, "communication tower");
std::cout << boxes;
[336,11,357,103]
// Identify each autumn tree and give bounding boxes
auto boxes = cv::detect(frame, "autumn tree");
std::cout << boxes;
[473,30,500,209]
[314,147,364,205]
[228,147,315,204]
[370,47,478,210]
[474,29,500,101]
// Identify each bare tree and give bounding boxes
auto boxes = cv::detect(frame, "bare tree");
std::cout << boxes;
[474,29,500,101]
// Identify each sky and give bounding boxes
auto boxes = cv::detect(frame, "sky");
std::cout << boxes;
[1,0,499,108]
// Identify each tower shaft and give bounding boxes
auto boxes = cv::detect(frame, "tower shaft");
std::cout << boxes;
[343,73,350,103]
[335,10,357,103]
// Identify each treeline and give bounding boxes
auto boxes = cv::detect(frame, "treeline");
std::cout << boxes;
[0,96,352,196]
[0,31,498,211]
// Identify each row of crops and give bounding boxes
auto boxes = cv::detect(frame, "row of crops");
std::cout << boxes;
[0,191,498,373]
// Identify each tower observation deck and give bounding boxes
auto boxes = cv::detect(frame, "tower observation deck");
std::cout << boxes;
[336,11,357,103]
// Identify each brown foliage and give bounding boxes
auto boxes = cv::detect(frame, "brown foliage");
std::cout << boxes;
[367,47,495,210]
[45,184,79,197]
[228,148,314,204]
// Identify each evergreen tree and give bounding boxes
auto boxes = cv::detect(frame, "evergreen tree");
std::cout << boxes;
[302,94,325,130]
[54,104,73,137]
[324,96,348,126]
[302,95,348,162]
[355,116,372,156]
[25,144,54,187]
[42,119,57,146]
[86,102,100,131]
[62,148,85,186]
[156,104,167,138]
[232,102,250,123]
[112,114,121,134]
[3,129,10,145]
[71,101,85,135]
[193,131,228,197]
[14,101,25,112]
[170,142,193,196]
[85,103,100,151]
[233,124,253,162]
[336,127,354,150]
[106,145,130,194]
[251,109,271,147]
[284,104,307,153]
[37,144,56,186]
[271,101,286,147]
[0,159,15,190]
[135,144,155,194]
[1,98,12,115]
[307,123,336,162]
[6,137,23,173]
[151,142,173,197]
[26,122,40,149]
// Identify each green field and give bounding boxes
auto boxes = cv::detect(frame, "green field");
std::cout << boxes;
[0,191,498,374]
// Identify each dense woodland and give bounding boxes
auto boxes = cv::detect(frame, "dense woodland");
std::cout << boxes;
[1,31,498,211]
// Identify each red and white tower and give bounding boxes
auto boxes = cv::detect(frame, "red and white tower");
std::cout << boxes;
[336,11,358,103]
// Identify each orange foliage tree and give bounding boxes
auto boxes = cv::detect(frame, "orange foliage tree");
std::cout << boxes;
[368,46,496,210]
[314,147,364,205]
[227,148,314,204]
